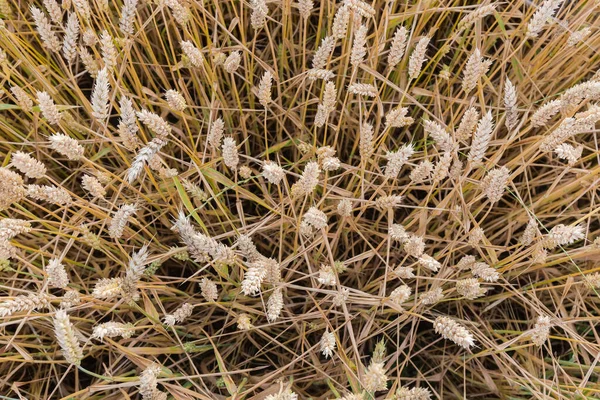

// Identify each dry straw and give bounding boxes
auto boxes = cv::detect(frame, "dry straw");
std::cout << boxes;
[1,0,599,398]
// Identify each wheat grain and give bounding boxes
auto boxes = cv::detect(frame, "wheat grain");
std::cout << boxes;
[10,86,33,111]
[544,223,585,249]
[118,97,140,150]
[0,293,49,317]
[351,24,368,66]
[423,119,455,152]
[462,48,491,93]
[296,0,313,19]
[0,168,26,211]
[539,107,600,152]
[53,309,83,365]
[530,315,552,346]
[200,277,218,302]
[36,91,62,125]
[250,0,268,30]
[62,12,79,63]
[420,287,444,305]
[262,161,286,184]
[468,110,494,165]
[456,107,479,141]
[78,46,100,77]
[119,0,138,35]
[60,290,81,309]
[208,117,225,148]
[109,203,137,239]
[30,6,61,52]
[504,78,518,130]
[388,26,408,68]
[100,30,117,71]
[266,287,284,322]
[92,321,135,341]
[337,199,353,217]
[319,330,336,358]
[222,137,240,171]
[41,0,65,23]
[27,184,72,205]
[410,160,433,184]
[46,258,69,288]
[384,144,413,179]
[363,361,388,392]
[164,303,193,326]
[527,0,564,38]
[457,4,497,31]
[432,152,453,182]
[137,110,172,139]
[347,82,377,97]
[10,152,46,178]
[396,386,432,400]
[408,37,430,79]
[417,254,440,272]
[554,143,583,165]
[390,284,411,305]
[257,70,273,107]
[92,277,123,300]
[181,40,204,67]
[567,27,591,47]
[91,67,110,121]
[480,166,510,203]
[72,0,90,20]
[375,194,403,210]
[224,51,241,73]
[403,235,425,258]
[471,262,500,282]
[456,278,487,300]
[434,316,475,349]
[332,5,350,39]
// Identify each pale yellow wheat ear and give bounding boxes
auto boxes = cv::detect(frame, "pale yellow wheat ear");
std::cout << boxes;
[73,0,91,21]
[250,0,268,30]
[139,363,166,400]
[49,133,84,160]
[163,302,193,326]
[526,0,564,39]
[222,137,240,171]
[319,330,336,358]
[119,0,138,36]
[480,166,510,203]
[30,6,61,52]
[10,152,46,178]
[467,110,494,165]
[92,321,135,341]
[503,78,518,130]
[62,12,79,63]
[384,144,414,179]
[257,70,273,107]
[36,91,62,124]
[332,5,350,39]
[53,309,83,366]
[181,40,204,67]
[433,316,475,349]
[408,36,430,80]
[350,24,368,66]
[91,67,110,121]
[462,48,491,93]
[530,315,552,346]
[0,293,49,317]
[388,26,408,69]
[266,286,283,322]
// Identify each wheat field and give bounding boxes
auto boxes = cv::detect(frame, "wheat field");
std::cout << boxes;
[0,0,599,399]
